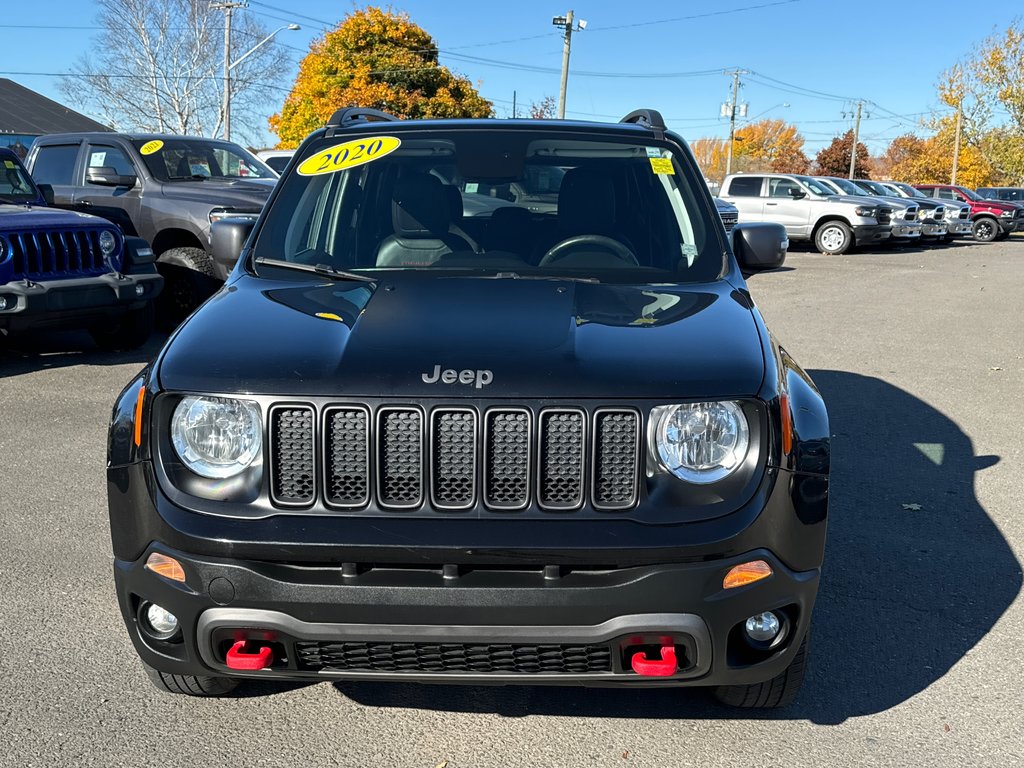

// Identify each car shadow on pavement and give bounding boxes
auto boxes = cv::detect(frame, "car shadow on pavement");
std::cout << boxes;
[333,371,1021,723]
[0,329,167,375]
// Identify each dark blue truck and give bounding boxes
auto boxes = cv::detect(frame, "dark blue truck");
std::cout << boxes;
[0,147,162,348]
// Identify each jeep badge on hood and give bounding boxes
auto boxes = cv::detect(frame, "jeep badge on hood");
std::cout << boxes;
[422,364,494,388]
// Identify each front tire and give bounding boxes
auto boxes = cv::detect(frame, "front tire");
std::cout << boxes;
[142,662,239,697]
[155,246,220,330]
[972,217,999,242]
[713,634,809,709]
[89,301,155,351]
[814,221,853,255]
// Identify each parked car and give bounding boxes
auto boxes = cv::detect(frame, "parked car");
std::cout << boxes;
[877,181,973,240]
[714,197,739,234]
[913,184,1022,242]
[845,178,947,241]
[256,149,294,174]
[814,176,923,242]
[0,147,161,348]
[720,172,891,254]
[975,186,1024,203]
[106,107,828,709]
[26,133,275,326]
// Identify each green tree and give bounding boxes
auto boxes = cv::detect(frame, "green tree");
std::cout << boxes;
[270,6,493,147]
[814,130,871,178]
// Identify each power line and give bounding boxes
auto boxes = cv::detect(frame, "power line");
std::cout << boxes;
[584,0,802,32]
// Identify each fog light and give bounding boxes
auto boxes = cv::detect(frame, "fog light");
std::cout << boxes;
[744,612,781,643]
[135,284,145,296]
[144,603,179,639]
[0,296,9,311]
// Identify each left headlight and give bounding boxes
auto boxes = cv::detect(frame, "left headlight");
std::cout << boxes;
[171,395,262,478]
[98,230,118,256]
[854,206,876,218]
[652,401,750,484]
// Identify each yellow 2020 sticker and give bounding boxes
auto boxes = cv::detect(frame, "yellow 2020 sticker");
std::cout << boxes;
[649,157,674,175]
[140,140,164,155]
[297,136,401,176]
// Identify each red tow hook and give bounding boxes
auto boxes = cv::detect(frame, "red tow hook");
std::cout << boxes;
[225,640,274,671]
[630,645,678,677]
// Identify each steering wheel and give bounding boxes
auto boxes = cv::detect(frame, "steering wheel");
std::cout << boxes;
[539,235,639,267]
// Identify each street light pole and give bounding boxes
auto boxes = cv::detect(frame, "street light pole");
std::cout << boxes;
[552,12,586,119]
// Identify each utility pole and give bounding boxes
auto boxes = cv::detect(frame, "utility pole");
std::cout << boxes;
[512,90,517,119]
[951,100,963,185]
[724,69,748,177]
[552,11,586,119]
[212,1,247,141]
[848,100,864,179]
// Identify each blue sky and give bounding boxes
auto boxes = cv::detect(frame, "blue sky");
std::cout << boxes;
[2,0,1018,152]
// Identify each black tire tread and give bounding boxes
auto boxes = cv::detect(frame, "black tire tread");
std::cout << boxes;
[143,662,238,697]
[712,634,808,709]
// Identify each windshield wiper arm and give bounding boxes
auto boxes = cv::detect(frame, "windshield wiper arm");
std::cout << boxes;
[485,271,600,283]
[254,257,377,283]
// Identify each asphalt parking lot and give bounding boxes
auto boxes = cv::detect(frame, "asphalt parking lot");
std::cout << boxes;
[1,239,1022,767]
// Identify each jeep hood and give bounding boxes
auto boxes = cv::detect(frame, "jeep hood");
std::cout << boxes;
[0,204,110,228]
[158,178,273,209]
[158,275,766,399]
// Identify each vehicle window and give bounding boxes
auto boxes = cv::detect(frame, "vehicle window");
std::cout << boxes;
[957,187,979,201]
[131,138,274,181]
[727,176,762,196]
[87,144,135,176]
[0,156,40,201]
[801,177,834,196]
[265,156,290,173]
[768,178,802,198]
[936,189,957,200]
[255,129,721,284]
[30,144,79,185]
[831,177,866,195]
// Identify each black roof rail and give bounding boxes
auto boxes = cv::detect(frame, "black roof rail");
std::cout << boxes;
[327,107,400,128]
[619,109,666,139]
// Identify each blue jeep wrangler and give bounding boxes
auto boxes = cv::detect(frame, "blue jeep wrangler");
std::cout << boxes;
[0,147,162,349]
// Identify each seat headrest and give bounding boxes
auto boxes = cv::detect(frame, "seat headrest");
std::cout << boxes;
[392,174,451,237]
[558,167,616,231]
[444,185,463,222]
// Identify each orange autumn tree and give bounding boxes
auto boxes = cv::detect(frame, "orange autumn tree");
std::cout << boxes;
[270,7,493,147]
[733,119,810,173]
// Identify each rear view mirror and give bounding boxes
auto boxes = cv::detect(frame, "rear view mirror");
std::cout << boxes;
[732,222,788,274]
[211,218,257,269]
[86,166,137,188]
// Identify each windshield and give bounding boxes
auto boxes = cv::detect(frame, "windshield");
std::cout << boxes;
[799,176,835,197]
[889,182,927,199]
[0,155,41,202]
[253,128,722,284]
[829,177,867,195]
[132,138,275,182]
[958,187,981,201]
[859,180,888,195]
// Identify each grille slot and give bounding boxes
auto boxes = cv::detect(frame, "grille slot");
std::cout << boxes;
[537,409,585,510]
[592,410,640,509]
[269,406,316,506]
[430,409,477,509]
[8,229,109,280]
[323,406,370,508]
[484,409,531,510]
[294,641,612,674]
[376,407,423,508]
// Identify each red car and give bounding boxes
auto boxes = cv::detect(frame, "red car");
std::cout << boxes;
[914,184,1022,242]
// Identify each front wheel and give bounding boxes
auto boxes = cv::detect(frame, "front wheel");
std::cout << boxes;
[814,222,853,255]
[156,247,221,330]
[972,217,999,242]
[713,634,808,709]
[142,662,239,697]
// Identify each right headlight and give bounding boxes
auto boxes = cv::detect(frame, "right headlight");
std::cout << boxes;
[854,206,876,218]
[652,401,750,484]
[171,395,262,478]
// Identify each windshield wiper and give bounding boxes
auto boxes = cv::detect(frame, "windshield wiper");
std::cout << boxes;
[483,271,600,283]
[254,257,377,283]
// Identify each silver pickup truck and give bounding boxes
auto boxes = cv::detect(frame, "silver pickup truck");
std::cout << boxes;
[720,173,891,255]
[816,176,923,242]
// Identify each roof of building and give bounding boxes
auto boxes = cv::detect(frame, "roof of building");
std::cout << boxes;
[0,79,111,135]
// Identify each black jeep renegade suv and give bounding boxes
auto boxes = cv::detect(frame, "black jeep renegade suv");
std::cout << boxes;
[106,108,828,708]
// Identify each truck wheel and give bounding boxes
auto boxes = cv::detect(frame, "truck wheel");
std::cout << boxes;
[156,247,220,330]
[712,634,808,709]
[89,301,155,351]
[814,222,853,255]
[972,217,999,242]
[142,662,238,697]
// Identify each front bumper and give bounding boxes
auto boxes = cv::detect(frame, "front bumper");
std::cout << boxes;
[115,544,818,688]
[0,272,162,332]
[945,219,973,236]
[852,223,891,243]
[890,221,922,239]
[921,220,948,237]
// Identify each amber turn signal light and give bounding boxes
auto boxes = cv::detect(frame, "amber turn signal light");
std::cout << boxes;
[723,560,773,589]
[145,553,186,583]
[133,385,146,447]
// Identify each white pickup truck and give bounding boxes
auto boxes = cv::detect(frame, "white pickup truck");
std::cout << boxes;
[720,172,892,255]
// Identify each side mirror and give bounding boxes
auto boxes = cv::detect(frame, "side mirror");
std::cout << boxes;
[787,188,807,199]
[36,183,55,205]
[86,166,137,188]
[732,222,788,275]
[211,218,256,270]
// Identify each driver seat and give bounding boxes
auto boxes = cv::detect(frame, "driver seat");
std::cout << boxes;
[376,174,474,267]
[538,167,634,262]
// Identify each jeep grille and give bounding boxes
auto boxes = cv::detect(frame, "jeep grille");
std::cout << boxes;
[5,228,115,280]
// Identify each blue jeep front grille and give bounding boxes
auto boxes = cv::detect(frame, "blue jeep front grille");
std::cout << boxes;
[5,229,114,280]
